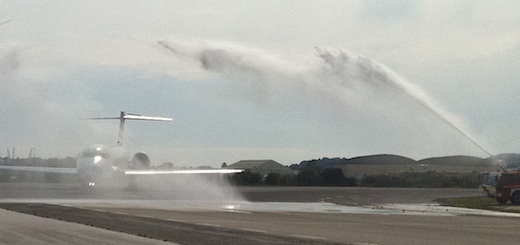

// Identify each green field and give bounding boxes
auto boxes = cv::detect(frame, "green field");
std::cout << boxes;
[437,196,520,213]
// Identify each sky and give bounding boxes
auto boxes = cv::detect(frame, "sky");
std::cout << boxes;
[1,1,519,167]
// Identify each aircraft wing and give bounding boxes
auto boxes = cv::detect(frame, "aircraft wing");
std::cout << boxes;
[124,169,244,175]
[0,165,78,174]
[85,113,173,122]
[123,114,173,122]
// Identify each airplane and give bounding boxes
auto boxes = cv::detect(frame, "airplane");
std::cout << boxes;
[0,111,243,188]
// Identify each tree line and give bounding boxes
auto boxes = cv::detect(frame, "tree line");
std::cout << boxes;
[230,169,481,188]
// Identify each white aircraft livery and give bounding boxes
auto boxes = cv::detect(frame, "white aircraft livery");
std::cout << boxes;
[0,111,243,188]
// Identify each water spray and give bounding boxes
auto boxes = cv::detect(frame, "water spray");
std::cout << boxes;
[399,90,493,157]
[158,39,493,157]
[316,47,493,157]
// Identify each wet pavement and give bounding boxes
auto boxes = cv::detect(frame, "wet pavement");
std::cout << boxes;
[2,183,519,245]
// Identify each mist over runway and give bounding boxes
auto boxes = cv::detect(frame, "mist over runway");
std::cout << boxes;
[0,183,515,218]
[0,183,481,204]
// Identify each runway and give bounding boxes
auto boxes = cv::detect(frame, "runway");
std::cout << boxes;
[0,207,174,245]
[1,183,520,245]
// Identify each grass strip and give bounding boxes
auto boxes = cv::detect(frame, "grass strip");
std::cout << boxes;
[436,196,520,214]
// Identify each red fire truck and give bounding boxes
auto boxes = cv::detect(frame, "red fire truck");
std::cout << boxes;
[494,170,520,204]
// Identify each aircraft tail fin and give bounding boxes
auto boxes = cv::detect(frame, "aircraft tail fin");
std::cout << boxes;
[84,111,172,146]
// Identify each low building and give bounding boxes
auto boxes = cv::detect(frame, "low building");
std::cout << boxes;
[226,160,294,177]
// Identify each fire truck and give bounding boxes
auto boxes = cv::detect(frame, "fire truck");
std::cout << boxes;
[494,170,520,204]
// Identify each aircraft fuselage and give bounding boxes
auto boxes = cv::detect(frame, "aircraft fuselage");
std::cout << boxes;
[76,144,131,187]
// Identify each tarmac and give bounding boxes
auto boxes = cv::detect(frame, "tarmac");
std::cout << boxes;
[0,206,174,245]
[1,183,520,245]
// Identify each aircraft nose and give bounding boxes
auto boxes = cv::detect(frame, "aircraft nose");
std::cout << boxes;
[77,156,108,184]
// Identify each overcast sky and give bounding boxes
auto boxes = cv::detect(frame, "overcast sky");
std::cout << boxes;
[1,1,519,167]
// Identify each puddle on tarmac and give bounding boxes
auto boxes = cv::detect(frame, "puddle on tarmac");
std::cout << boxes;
[3,199,520,218]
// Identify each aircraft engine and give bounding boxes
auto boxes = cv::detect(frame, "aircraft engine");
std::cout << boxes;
[131,152,151,169]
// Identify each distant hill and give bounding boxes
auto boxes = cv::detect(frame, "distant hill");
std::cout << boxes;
[418,155,487,166]
[291,154,417,170]
[348,154,416,165]
[290,154,504,176]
